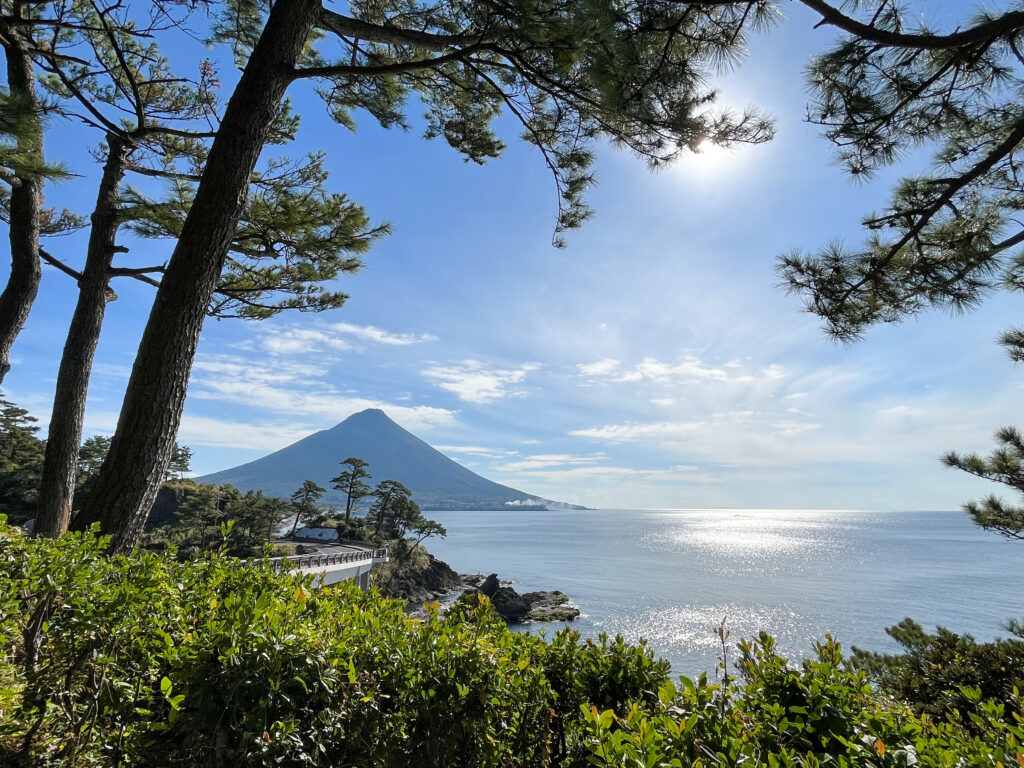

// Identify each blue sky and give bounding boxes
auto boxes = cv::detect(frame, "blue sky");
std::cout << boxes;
[4,1,1020,510]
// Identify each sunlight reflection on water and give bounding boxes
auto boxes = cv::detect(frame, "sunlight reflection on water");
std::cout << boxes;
[425,508,1024,674]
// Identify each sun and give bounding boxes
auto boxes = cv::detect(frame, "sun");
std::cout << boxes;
[668,137,748,183]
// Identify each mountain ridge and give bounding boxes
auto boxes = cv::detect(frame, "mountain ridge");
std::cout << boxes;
[196,409,583,511]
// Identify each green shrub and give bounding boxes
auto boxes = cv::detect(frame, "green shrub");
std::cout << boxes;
[0,520,668,767]
[583,633,1024,767]
[3,520,1021,768]
[851,618,1024,725]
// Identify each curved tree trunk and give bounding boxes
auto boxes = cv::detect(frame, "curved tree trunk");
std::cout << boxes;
[0,18,43,385]
[72,0,322,552]
[34,135,129,537]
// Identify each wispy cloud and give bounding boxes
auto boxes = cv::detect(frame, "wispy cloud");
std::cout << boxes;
[422,360,541,404]
[502,464,712,483]
[435,445,519,458]
[496,453,607,471]
[256,321,437,356]
[189,354,455,432]
[178,415,314,450]
[578,358,621,376]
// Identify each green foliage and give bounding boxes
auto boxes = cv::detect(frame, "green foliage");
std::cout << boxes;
[852,618,1024,724]
[166,444,192,481]
[582,632,1023,768]
[148,481,290,558]
[367,478,412,539]
[778,2,1024,341]
[767,1,1024,537]
[3,524,1021,767]
[1,523,669,767]
[209,0,776,245]
[942,427,1024,539]
[331,457,372,523]
[0,396,44,524]
[122,151,388,319]
[289,479,326,537]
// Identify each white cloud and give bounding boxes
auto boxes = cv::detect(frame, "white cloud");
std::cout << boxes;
[422,360,541,404]
[332,322,438,346]
[571,421,708,443]
[189,354,456,432]
[497,453,607,471]
[178,415,314,450]
[578,358,621,376]
[505,464,716,483]
[256,321,437,356]
[650,397,676,406]
[435,445,519,458]
[577,354,787,388]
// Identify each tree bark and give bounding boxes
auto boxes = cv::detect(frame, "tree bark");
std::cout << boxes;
[34,135,129,537]
[72,0,323,552]
[0,17,43,385]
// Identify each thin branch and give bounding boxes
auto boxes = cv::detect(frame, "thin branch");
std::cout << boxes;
[291,44,488,80]
[39,247,82,281]
[797,0,1024,50]
[317,8,490,51]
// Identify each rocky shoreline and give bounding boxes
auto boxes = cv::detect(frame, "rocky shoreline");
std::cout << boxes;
[388,556,580,624]
[471,572,580,623]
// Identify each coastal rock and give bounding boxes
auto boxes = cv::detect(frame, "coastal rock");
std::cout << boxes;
[480,585,580,623]
[521,591,580,622]
[479,573,500,597]
[384,553,463,602]
[490,586,531,620]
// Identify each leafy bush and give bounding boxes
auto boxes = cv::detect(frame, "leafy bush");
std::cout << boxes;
[851,617,1024,725]
[0,521,667,767]
[3,520,1021,767]
[583,633,1024,767]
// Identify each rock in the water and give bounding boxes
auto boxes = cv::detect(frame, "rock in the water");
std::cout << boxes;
[490,586,531,620]
[294,544,318,555]
[522,591,580,622]
[479,585,579,623]
[479,573,500,597]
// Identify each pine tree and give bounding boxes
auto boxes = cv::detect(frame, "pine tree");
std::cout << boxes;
[26,2,385,537]
[760,0,1024,532]
[166,444,193,481]
[942,428,1024,540]
[330,457,371,524]
[289,480,326,538]
[74,0,778,552]
[368,480,412,540]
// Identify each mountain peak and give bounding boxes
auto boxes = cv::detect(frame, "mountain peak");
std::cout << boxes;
[197,410,581,511]
[338,407,392,425]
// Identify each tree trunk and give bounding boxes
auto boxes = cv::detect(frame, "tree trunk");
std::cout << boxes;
[71,0,322,552]
[0,22,43,385]
[34,135,129,537]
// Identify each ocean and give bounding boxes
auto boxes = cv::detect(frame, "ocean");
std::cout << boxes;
[422,508,1024,676]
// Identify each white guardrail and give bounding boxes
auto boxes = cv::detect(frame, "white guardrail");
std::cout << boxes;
[243,547,388,574]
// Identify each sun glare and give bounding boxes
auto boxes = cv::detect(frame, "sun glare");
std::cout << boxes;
[665,137,751,186]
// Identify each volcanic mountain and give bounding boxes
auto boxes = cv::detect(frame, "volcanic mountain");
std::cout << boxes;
[196,409,579,511]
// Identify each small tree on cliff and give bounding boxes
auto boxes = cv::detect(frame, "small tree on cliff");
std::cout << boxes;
[368,480,412,540]
[74,0,777,552]
[289,480,326,538]
[331,457,371,524]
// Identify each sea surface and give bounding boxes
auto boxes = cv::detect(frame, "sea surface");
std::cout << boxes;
[423,508,1023,676]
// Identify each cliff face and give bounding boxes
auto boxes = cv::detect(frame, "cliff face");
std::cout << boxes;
[196,408,579,511]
